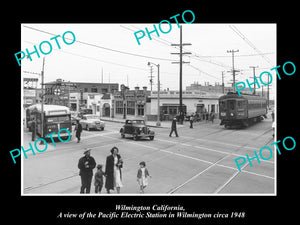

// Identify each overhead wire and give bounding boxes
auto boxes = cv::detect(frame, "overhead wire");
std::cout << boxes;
[23,25,174,62]
[229,25,274,67]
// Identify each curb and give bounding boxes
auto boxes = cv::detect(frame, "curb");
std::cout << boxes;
[100,118,172,129]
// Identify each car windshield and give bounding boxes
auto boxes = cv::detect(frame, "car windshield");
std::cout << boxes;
[132,120,145,125]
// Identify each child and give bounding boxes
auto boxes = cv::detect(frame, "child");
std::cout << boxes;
[94,164,104,193]
[137,161,151,193]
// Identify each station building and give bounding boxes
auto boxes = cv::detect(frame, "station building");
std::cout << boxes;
[148,90,223,121]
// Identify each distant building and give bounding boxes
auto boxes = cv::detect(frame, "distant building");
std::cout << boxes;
[186,81,265,96]
[23,88,42,108]
[186,81,233,94]
[149,90,223,121]
[44,79,119,110]
[113,86,151,120]
[87,93,114,118]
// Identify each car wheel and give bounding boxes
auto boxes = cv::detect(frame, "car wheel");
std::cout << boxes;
[150,136,154,141]
[133,134,138,141]
[101,127,104,131]
[121,134,125,138]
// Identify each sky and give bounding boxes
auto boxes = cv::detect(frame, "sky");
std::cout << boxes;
[21,23,276,99]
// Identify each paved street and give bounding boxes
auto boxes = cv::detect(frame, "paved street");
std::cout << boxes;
[22,115,275,195]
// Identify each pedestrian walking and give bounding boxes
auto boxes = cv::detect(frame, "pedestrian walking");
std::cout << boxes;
[31,119,36,141]
[94,164,104,194]
[78,148,96,194]
[271,110,274,122]
[205,112,209,123]
[169,117,179,137]
[105,147,123,194]
[189,114,194,128]
[75,119,82,143]
[137,161,151,193]
[210,112,215,124]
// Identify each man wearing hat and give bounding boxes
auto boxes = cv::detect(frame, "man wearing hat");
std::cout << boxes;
[78,148,96,194]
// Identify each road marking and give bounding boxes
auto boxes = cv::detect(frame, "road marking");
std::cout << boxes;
[24,132,274,194]
[156,138,274,164]
[213,162,250,194]
[180,143,192,147]
[81,131,118,139]
[168,154,232,194]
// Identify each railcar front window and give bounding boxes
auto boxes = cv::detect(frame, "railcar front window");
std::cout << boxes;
[229,101,235,110]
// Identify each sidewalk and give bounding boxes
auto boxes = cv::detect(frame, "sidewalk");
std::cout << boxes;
[100,117,174,128]
[100,117,221,128]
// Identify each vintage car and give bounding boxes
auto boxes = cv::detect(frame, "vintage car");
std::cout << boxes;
[120,119,155,141]
[80,115,105,131]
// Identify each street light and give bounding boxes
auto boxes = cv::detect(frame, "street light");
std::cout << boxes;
[148,62,161,127]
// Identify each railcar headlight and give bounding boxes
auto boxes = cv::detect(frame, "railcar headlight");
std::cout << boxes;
[230,113,234,116]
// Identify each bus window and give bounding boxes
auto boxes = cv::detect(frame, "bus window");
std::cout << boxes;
[47,116,70,123]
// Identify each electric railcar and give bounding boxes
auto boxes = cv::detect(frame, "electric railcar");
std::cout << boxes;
[219,92,267,128]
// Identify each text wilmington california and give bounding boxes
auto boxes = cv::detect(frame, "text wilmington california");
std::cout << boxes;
[116,204,184,212]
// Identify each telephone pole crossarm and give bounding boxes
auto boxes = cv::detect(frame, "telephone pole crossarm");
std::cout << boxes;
[170,25,192,124]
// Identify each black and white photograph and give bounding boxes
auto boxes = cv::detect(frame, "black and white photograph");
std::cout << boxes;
[21,23,277,195]
[5,4,298,225]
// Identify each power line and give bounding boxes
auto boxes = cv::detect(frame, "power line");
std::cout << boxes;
[126,24,233,70]
[227,49,239,91]
[23,25,174,62]
[188,64,219,80]
[229,25,274,66]
[191,52,274,58]
[24,40,149,72]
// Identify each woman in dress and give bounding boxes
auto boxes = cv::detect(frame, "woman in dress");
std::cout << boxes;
[105,147,123,194]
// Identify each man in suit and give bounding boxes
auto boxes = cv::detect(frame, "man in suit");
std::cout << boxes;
[169,117,179,137]
[78,148,96,194]
[75,119,82,143]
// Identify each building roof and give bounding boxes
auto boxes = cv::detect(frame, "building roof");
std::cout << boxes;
[149,91,223,99]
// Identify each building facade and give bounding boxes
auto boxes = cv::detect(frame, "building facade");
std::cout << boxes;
[149,90,223,121]
[44,79,119,110]
[113,86,150,120]
[86,93,114,118]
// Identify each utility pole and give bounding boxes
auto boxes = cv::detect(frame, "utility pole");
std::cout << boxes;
[40,57,45,143]
[148,62,160,126]
[148,65,154,91]
[249,66,259,95]
[227,49,239,92]
[267,77,271,108]
[171,25,191,124]
[221,71,225,94]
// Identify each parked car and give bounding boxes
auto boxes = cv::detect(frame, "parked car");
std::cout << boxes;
[80,115,105,131]
[120,119,155,141]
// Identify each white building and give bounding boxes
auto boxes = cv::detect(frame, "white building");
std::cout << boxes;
[148,90,223,120]
[87,93,114,118]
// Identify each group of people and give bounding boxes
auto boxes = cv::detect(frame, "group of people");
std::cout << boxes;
[77,147,151,194]
[189,112,215,128]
